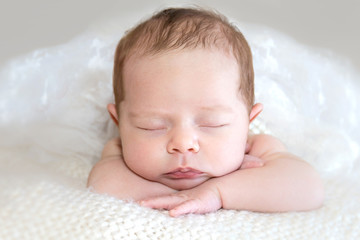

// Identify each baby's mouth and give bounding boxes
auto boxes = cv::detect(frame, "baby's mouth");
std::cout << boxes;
[165,168,204,179]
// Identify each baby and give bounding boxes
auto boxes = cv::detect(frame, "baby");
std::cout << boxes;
[87,7,324,217]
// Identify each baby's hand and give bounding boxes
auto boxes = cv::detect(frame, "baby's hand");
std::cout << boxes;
[139,181,221,217]
[240,154,264,169]
[240,143,265,169]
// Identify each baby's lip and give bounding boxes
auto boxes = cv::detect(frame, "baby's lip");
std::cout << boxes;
[165,168,204,179]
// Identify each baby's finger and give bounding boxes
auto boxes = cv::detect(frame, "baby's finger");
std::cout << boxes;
[240,154,264,169]
[139,195,186,210]
[169,199,201,217]
[245,143,251,153]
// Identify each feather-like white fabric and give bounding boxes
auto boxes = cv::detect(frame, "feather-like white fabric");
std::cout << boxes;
[0,17,359,239]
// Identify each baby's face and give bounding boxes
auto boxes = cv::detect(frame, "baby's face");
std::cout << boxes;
[118,48,250,190]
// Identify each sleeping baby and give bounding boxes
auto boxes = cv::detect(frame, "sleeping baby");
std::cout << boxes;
[87,7,324,217]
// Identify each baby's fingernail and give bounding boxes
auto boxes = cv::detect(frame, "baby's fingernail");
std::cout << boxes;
[169,209,182,218]
[169,210,178,217]
[138,200,149,206]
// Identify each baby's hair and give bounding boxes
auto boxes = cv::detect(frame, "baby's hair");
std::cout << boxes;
[113,7,254,113]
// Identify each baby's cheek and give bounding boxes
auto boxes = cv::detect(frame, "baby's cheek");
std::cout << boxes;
[121,141,148,169]
[123,140,164,178]
[210,139,245,173]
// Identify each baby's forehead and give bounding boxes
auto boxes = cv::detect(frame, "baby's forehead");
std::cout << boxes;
[122,48,244,101]
[119,47,250,112]
[123,48,240,85]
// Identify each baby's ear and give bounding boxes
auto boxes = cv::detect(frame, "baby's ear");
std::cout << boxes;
[249,103,263,123]
[107,103,119,126]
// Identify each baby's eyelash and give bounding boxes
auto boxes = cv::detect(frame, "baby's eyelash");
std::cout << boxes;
[137,127,166,131]
[199,124,229,128]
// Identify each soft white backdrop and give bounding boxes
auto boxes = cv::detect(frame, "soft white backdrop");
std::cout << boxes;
[1,0,359,72]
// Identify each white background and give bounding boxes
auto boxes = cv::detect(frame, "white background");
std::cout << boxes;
[1,0,359,71]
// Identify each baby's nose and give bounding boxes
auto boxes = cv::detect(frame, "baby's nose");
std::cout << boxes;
[166,128,199,154]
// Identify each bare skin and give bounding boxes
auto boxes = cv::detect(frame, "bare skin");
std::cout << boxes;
[88,134,324,217]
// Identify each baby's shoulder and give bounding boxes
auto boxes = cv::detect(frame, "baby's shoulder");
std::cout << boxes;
[101,138,122,159]
[247,134,287,159]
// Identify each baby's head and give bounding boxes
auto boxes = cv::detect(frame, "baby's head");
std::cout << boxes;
[108,7,262,190]
[113,7,255,114]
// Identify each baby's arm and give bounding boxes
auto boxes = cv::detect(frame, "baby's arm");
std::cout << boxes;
[87,138,176,200]
[215,134,324,212]
[141,134,324,216]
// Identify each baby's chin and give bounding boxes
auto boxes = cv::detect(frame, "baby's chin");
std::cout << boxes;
[160,176,210,190]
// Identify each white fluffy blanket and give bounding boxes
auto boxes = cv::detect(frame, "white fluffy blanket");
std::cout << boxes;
[0,16,359,239]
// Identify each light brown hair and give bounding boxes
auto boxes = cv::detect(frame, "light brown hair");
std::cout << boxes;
[113,7,254,113]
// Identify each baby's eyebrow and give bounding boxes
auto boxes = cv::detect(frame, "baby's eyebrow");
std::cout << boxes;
[128,111,167,119]
[199,105,234,113]
[128,105,234,119]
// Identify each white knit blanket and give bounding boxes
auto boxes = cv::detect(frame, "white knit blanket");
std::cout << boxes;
[0,17,359,239]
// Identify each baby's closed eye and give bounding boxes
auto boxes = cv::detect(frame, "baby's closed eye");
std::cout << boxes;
[133,118,168,131]
[137,126,167,131]
[198,123,229,128]
[196,115,232,129]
